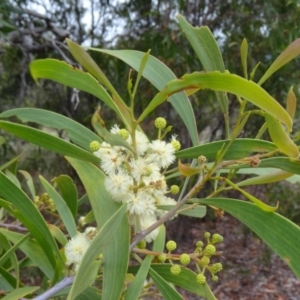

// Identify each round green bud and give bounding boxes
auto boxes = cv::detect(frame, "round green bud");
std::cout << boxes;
[170,264,181,275]
[49,204,56,212]
[170,185,180,195]
[89,141,101,151]
[198,155,207,164]
[204,232,211,239]
[118,129,129,139]
[137,240,147,249]
[211,263,223,274]
[211,233,224,244]
[196,273,206,284]
[179,253,190,265]
[41,193,49,203]
[48,199,54,208]
[155,117,167,129]
[199,255,210,266]
[143,166,153,176]
[196,241,204,248]
[158,253,167,263]
[171,140,181,151]
[212,275,219,283]
[34,196,40,205]
[204,244,216,256]
[166,240,177,251]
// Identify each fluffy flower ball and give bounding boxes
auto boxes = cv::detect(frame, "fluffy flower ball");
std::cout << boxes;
[65,233,91,268]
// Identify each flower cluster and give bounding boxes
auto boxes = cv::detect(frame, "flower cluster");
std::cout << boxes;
[65,227,97,272]
[91,119,180,242]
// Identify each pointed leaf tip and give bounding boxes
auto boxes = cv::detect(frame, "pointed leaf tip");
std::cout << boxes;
[266,114,299,158]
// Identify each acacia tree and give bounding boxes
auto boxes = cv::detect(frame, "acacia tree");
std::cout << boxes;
[1,14,300,298]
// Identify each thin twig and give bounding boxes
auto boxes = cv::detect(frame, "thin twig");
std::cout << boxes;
[0,222,28,232]
[33,276,74,300]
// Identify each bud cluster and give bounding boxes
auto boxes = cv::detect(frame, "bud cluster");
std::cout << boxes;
[34,193,56,212]
[154,233,224,285]
[194,232,224,284]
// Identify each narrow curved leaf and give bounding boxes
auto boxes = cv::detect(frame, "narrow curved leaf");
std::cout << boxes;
[176,138,276,160]
[152,225,166,253]
[5,169,20,188]
[139,71,292,130]
[250,62,261,81]
[53,175,78,219]
[198,198,300,278]
[40,176,77,238]
[66,158,119,225]
[258,38,300,85]
[0,155,21,172]
[0,267,16,291]
[48,224,68,246]
[177,14,228,115]
[286,87,296,120]
[240,39,248,79]
[74,287,101,300]
[55,286,101,299]
[0,232,28,269]
[132,50,151,98]
[150,264,215,299]
[0,173,59,269]
[178,160,202,176]
[125,255,152,300]
[265,113,299,158]
[88,48,199,146]
[234,157,300,175]
[157,204,206,218]
[0,121,100,164]
[0,229,54,279]
[0,232,21,283]
[0,136,6,147]
[0,108,102,150]
[83,210,95,224]
[177,15,224,72]
[1,287,40,300]
[234,185,278,212]
[221,166,300,184]
[148,268,183,300]
[236,170,293,187]
[66,40,131,129]
[66,157,130,300]
[18,170,35,199]
[68,204,127,300]
[29,59,129,126]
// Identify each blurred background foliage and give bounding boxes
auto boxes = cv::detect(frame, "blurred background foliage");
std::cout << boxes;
[1,0,300,220]
[1,0,300,127]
